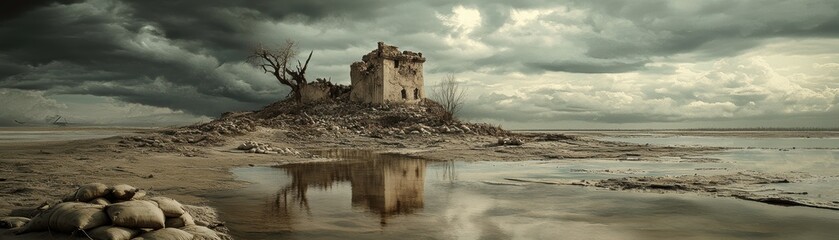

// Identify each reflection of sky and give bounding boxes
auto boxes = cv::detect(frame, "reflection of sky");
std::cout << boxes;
[213,155,839,239]
[711,149,839,175]
[0,130,126,142]
[601,136,839,149]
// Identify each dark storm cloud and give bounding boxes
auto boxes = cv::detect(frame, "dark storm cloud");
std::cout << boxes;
[0,0,83,21]
[528,60,648,74]
[567,0,839,60]
[0,0,287,116]
[1,0,838,124]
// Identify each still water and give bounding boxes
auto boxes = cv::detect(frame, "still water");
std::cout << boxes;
[0,130,128,142]
[208,149,839,240]
[600,135,839,149]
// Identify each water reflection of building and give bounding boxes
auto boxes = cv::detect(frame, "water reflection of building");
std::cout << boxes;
[351,158,425,217]
[273,151,426,224]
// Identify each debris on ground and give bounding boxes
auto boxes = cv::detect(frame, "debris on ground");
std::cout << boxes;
[236,141,300,155]
[593,171,839,210]
[496,137,525,146]
[126,99,510,151]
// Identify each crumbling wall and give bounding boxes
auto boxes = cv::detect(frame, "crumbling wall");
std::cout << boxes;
[350,61,384,104]
[350,42,425,104]
[383,58,423,103]
[300,83,331,103]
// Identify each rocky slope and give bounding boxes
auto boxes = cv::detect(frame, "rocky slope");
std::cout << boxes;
[121,99,509,150]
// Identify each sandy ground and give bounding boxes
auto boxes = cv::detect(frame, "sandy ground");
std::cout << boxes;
[0,128,726,216]
[556,130,839,138]
[3,127,831,238]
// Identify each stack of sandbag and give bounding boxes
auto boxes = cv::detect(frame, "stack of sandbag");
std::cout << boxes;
[1,183,228,240]
[61,183,147,205]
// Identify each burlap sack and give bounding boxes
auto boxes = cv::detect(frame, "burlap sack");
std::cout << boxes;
[150,197,185,217]
[48,202,109,232]
[179,225,221,240]
[74,183,111,202]
[131,228,193,240]
[88,225,140,240]
[0,217,29,229]
[89,197,111,206]
[109,184,139,201]
[14,207,56,234]
[165,212,195,228]
[107,200,165,229]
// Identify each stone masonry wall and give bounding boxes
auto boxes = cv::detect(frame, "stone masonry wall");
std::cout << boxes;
[300,82,331,103]
[350,42,425,104]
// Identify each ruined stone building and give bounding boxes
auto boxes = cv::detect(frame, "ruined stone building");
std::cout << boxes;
[351,42,426,104]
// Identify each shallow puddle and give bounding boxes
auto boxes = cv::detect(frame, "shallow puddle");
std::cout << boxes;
[207,150,839,239]
[601,135,839,149]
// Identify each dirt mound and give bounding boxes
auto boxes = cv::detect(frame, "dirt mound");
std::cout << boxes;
[123,98,508,148]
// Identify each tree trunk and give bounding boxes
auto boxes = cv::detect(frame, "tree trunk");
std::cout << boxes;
[291,84,302,102]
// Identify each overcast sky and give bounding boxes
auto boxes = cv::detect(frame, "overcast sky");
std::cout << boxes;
[1,0,838,128]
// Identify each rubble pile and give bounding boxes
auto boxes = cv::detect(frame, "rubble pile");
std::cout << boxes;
[193,117,258,136]
[251,98,508,138]
[237,141,300,155]
[127,98,509,149]
[1,183,230,240]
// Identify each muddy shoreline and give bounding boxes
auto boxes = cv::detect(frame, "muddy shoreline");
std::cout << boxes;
[1,128,836,238]
[0,128,724,215]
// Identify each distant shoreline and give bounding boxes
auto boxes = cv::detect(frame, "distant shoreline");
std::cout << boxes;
[512,128,839,132]
[0,126,161,131]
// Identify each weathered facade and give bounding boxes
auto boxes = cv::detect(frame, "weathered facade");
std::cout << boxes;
[299,82,331,103]
[274,154,426,224]
[350,42,426,104]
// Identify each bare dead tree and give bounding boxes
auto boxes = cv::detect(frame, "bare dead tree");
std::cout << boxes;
[431,74,467,121]
[247,39,313,102]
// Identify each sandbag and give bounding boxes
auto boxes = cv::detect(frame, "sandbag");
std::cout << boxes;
[75,183,111,202]
[131,228,193,240]
[107,200,165,229]
[90,197,111,206]
[165,212,195,228]
[150,197,185,217]
[48,202,109,232]
[15,206,58,234]
[88,226,140,240]
[109,184,139,201]
[180,225,221,240]
[0,217,29,229]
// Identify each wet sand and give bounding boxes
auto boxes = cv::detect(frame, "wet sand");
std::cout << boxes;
[0,127,835,238]
[0,128,723,215]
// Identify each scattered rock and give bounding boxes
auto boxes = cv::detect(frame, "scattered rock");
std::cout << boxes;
[496,137,524,146]
[535,134,576,141]
[236,141,300,156]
